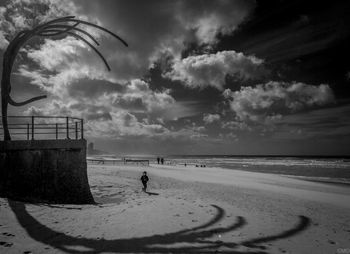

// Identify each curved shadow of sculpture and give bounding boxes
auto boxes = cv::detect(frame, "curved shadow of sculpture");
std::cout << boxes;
[1,16,128,140]
[8,199,311,253]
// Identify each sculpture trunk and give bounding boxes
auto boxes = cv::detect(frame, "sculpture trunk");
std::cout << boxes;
[1,51,12,141]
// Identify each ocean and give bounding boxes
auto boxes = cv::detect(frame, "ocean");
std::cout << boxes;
[88,155,350,184]
[166,155,350,184]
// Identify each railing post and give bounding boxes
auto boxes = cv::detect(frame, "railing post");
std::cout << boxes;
[81,119,84,139]
[31,116,34,140]
[75,122,78,140]
[56,123,58,140]
[66,117,69,139]
[27,123,29,140]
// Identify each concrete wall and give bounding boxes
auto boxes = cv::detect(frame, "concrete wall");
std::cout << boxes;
[0,140,94,204]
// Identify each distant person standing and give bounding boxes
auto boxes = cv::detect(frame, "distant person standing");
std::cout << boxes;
[161,157,164,165]
[157,157,160,164]
[140,171,149,192]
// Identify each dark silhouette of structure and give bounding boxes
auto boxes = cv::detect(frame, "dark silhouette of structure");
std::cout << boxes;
[1,16,128,141]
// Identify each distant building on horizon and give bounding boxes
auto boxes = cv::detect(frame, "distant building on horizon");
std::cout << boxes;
[87,142,105,155]
[88,142,94,154]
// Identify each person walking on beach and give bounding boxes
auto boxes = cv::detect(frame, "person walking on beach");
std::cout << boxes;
[140,171,149,192]
[157,157,160,164]
[161,157,164,165]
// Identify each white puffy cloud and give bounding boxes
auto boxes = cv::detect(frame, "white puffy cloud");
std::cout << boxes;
[0,0,80,39]
[221,121,251,131]
[25,102,170,139]
[203,113,220,124]
[224,81,335,124]
[22,77,181,139]
[164,51,266,90]
[18,37,113,96]
[0,30,8,49]
[109,79,176,114]
[163,123,208,140]
[177,0,255,44]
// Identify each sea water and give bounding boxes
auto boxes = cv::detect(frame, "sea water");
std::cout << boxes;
[90,154,350,184]
[167,156,350,183]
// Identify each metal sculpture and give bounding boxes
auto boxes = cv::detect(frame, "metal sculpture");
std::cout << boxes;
[1,16,128,141]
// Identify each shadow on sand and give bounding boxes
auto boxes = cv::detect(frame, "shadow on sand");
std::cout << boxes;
[145,191,159,196]
[7,199,311,253]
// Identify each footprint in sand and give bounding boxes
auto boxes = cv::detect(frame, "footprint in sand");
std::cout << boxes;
[2,232,15,237]
[23,251,33,254]
[0,241,13,247]
[188,212,194,215]
[328,239,336,245]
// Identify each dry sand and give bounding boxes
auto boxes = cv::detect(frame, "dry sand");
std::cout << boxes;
[1,163,349,253]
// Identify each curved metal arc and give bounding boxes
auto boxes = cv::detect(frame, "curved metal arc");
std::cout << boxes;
[36,22,80,37]
[34,17,128,47]
[64,27,100,45]
[33,16,76,31]
[37,29,66,36]
[67,18,128,47]
[7,32,33,73]
[12,30,27,41]
[38,26,100,46]
[8,95,47,107]
[66,31,111,71]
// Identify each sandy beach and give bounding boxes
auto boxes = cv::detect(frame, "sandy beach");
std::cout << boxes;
[1,163,349,254]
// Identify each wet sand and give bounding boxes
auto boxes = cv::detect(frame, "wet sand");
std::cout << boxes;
[0,164,349,253]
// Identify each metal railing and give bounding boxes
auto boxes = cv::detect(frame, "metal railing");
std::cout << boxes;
[0,116,84,140]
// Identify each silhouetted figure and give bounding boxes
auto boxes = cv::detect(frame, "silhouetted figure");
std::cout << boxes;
[140,171,149,192]
[157,157,160,164]
[161,157,164,165]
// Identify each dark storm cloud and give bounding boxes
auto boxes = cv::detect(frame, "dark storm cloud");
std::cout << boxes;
[218,0,350,98]
[69,0,256,80]
[272,103,350,141]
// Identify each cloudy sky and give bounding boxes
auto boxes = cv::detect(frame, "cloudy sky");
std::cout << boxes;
[1,0,349,155]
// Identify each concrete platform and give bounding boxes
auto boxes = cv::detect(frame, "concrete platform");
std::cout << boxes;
[0,139,94,204]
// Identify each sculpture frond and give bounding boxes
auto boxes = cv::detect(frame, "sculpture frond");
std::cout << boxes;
[66,31,111,70]
[66,18,128,47]
[1,16,127,140]
[38,25,100,46]
[8,95,47,107]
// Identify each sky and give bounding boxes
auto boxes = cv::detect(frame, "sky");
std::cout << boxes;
[0,0,349,156]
